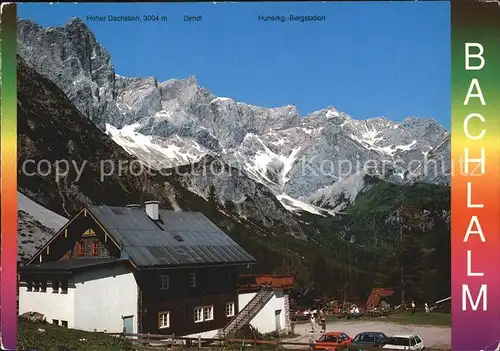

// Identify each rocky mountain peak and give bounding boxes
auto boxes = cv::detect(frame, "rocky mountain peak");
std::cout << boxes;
[401,116,445,133]
[17,17,118,127]
[309,105,341,118]
[325,105,340,115]
[186,75,198,85]
[16,17,451,218]
[65,17,87,27]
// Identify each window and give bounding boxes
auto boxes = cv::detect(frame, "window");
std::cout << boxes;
[188,273,196,288]
[415,336,422,343]
[53,319,59,325]
[226,302,235,317]
[409,337,416,346]
[61,280,68,294]
[91,241,99,256]
[387,337,411,346]
[194,305,214,322]
[158,311,170,329]
[40,280,47,292]
[203,305,213,321]
[26,281,33,292]
[33,281,40,292]
[159,275,169,290]
[77,241,85,256]
[319,335,337,342]
[52,280,60,293]
[61,320,68,328]
[194,307,203,323]
[82,228,96,237]
[355,334,375,343]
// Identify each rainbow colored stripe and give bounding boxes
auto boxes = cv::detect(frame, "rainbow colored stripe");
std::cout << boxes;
[1,3,18,349]
[451,1,500,350]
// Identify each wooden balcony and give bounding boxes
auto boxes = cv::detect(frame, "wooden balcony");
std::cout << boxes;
[237,274,295,290]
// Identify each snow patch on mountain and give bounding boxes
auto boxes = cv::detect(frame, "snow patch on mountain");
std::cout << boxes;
[224,132,302,193]
[378,140,418,155]
[106,123,207,168]
[326,108,340,118]
[307,171,371,212]
[277,194,330,216]
[281,147,301,184]
[210,97,232,104]
[361,129,383,146]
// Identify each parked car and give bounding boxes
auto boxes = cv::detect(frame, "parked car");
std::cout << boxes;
[313,332,352,350]
[382,335,425,350]
[346,332,388,350]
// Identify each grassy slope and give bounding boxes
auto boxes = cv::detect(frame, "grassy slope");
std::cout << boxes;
[18,320,293,350]
[18,319,139,351]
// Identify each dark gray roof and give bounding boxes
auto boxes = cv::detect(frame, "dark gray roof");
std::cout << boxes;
[22,258,126,272]
[88,205,256,268]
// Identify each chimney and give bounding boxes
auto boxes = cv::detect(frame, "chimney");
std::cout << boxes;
[145,201,159,221]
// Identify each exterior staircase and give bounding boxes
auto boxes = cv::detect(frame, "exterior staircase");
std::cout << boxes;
[216,286,274,338]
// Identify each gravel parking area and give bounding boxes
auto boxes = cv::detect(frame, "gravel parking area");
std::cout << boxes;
[284,320,451,350]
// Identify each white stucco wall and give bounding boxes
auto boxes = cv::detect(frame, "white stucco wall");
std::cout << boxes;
[19,264,138,333]
[19,284,76,327]
[238,289,287,334]
[73,265,138,333]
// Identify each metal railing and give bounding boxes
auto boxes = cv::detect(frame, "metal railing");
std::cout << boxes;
[219,286,274,337]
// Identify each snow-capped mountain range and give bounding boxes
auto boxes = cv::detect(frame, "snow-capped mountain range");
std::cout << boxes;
[17,17,450,216]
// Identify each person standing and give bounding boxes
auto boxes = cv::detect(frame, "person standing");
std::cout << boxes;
[310,313,316,332]
[424,303,430,315]
[354,305,360,316]
[411,301,416,315]
[320,311,326,333]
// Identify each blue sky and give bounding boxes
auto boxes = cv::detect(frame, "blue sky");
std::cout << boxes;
[19,2,450,128]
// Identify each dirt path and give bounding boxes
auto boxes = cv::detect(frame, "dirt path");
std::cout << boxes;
[284,320,451,350]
